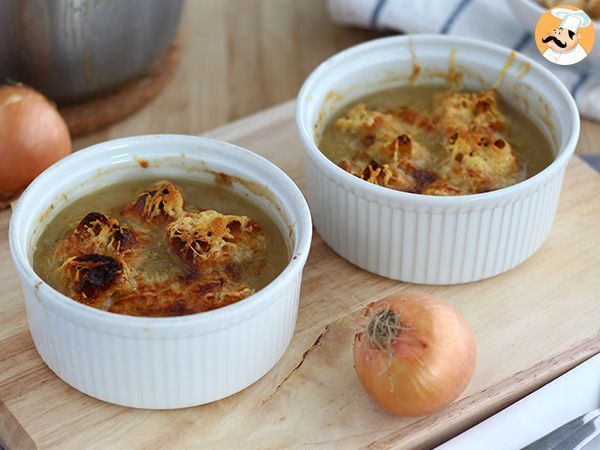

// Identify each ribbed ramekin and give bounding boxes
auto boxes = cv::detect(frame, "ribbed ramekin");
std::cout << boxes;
[296,35,579,284]
[9,135,312,408]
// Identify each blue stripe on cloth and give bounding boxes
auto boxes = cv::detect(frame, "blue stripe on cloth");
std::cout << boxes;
[571,71,590,98]
[440,0,473,34]
[581,155,600,173]
[370,0,388,29]
[513,32,532,52]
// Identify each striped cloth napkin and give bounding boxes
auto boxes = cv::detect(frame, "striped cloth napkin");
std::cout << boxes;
[327,0,600,170]
[327,0,599,119]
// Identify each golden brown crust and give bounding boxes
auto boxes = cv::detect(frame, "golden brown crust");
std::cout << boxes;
[380,133,427,163]
[421,180,463,196]
[167,210,267,274]
[51,182,268,317]
[122,180,184,222]
[333,103,431,163]
[438,90,507,135]
[339,159,436,194]
[332,102,438,194]
[108,273,255,317]
[391,105,437,132]
[53,212,142,264]
[57,254,130,308]
[439,132,519,193]
[331,90,522,196]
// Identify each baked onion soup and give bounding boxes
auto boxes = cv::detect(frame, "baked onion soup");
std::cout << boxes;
[33,178,289,317]
[319,86,553,196]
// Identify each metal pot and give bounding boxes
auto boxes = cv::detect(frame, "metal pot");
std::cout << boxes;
[0,0,184,103]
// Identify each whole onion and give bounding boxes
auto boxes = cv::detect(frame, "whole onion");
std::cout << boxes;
[353,293,477,417]
[0,85,71,198]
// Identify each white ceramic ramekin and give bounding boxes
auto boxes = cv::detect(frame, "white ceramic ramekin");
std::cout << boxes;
[296,35,579,284]
[9,135,312,409]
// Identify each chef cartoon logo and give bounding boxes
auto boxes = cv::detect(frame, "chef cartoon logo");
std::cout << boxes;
[535,5,595,65]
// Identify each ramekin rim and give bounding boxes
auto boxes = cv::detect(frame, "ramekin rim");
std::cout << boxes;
[9,134,312,328]
[296,34,580,207]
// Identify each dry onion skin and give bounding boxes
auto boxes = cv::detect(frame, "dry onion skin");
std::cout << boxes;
[0,85,71,198]
[353,293,477,417]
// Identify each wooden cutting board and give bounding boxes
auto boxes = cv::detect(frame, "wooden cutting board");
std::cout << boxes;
[1,101,599,450]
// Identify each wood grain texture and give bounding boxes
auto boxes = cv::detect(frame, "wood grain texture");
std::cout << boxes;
[70,0,599,157]
[0,101,599,449]
[2,0,600,448]
[70,0,383,151]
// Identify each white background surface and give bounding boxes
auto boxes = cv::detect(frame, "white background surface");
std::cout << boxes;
[439,354,600,449]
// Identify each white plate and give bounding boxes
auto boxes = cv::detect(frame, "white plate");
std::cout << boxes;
[439,353,600,449]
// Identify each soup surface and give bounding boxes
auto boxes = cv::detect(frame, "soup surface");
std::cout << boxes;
[34,177,289,317]
[319,86,554,196]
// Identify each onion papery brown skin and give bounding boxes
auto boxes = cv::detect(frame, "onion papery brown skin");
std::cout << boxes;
[353,293,477,417]
[0,85,71,197]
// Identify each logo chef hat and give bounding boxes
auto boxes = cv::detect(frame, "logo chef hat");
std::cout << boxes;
[551,8,592,33]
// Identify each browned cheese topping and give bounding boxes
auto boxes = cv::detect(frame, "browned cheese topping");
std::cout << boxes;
[53,212,141,260]
[331,90,522,195]
[122,180,184,222]
[167,210,266,274]
[50,181,267,317]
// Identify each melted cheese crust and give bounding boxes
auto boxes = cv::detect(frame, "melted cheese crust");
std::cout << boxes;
[167,210,266,274]
[332,90,521,196]
[122,180,184,222]
[108,273,255,317]
[53,212,142,263]
[51,182,268,317]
